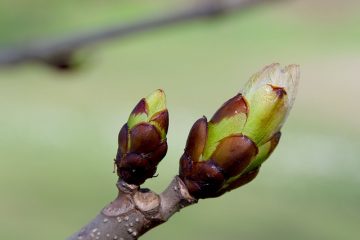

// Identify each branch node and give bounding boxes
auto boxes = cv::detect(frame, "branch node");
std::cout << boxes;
[133,190,161,215]
[116,180,139,194]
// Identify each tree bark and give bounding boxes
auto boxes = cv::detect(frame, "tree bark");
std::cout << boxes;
[67,176,196,240]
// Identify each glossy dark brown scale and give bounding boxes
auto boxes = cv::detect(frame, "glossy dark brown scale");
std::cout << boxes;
[129,123,161,153]
[116,140,167,185]
[116,122,168,185]
[210,93,248,124]
[179,153,192,178]
[210,135,258,178]
[179,156,225,199]
[117,124,129,155]
[217,168,259,195]
[117,153,158,185]
[119,153,145,169]
[144,141,168,165]
[179,116,259,198]
[184,117,208,162]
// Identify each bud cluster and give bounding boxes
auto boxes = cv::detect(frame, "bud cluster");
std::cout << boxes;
[179,64,299,198]
[115,90,169,185]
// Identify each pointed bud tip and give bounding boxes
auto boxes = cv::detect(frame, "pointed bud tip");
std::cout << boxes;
[127,89,168,129]
[146,89,166,105]
[145,89,167,118]
[268,84,287,98]
[243,63,300,102]
[241,63,299,144]
[118,124,129,154]
[147,89,165,100]
[185,117,208,162]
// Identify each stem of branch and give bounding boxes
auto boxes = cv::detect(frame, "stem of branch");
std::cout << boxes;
[67,176,196,240]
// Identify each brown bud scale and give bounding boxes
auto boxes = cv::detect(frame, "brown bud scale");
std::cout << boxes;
[210,135,258,178]
[210,94,248,123]
[116,123,168,185]
[129,123,161,154]
[184,117,208,162]
[150,110,169,134]
[131,98,147,116]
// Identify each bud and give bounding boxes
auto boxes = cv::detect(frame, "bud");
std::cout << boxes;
[179,64,299,198]
[115,89,169,185]
[242,63,299,145]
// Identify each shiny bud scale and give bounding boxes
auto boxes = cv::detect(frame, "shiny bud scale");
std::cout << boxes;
[179,64,300,198]
[115,89,169,185]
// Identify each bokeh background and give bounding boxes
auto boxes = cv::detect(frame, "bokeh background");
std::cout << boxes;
[0,0,359,239]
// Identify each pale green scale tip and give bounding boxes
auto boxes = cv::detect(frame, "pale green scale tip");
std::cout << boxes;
[127,89,167,130]
[145,89,167,118]
[145,89,167,139]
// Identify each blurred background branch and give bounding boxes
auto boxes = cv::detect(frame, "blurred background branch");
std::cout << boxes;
[0,0,275,70]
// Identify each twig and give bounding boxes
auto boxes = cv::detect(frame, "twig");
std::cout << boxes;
[0,0,272,70]
[67,177,196,240]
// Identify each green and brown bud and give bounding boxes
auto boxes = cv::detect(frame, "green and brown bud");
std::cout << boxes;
[115,89,169,185]
[179,64,299,198]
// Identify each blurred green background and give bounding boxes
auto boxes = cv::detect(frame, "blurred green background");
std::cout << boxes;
[0,0,359,239]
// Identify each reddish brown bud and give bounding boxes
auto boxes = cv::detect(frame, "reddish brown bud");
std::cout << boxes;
[116,122,165,185]
[115,90,169,185]
[210,94,248,124]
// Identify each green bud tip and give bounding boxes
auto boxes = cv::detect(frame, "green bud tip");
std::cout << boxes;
[115,89,169,185]
[242,63,299,145]
[127,89,168,138]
